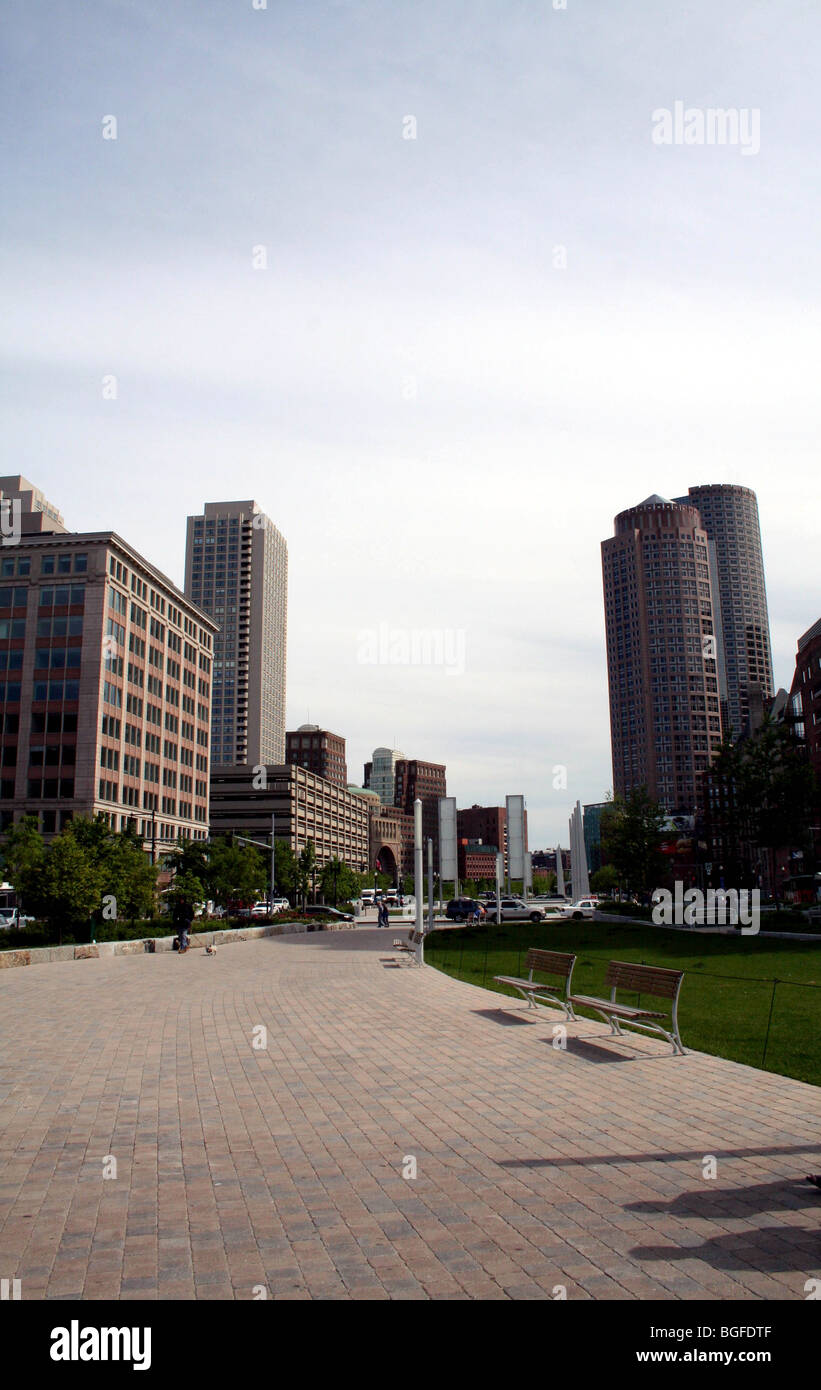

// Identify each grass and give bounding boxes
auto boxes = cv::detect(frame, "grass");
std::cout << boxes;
[425,918,821,1088]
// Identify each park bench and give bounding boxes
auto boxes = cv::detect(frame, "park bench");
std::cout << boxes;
[569,960,685,1055]
[393,930,423,964]
[493,949,577,1020]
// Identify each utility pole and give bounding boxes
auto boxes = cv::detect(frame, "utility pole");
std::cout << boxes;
[270,812,275,911]
[427,837,434,932]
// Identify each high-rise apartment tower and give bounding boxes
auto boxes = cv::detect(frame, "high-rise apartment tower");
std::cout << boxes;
[602,495,724,815]
[185,501,287,767]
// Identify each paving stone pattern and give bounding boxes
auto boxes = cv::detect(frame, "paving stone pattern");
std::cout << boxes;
[0,928,819,1300]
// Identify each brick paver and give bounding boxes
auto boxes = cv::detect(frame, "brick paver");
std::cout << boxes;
[0,928,819,1300]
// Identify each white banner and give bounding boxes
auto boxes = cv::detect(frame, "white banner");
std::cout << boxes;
[506,794,525,879]
[438,796,458,881]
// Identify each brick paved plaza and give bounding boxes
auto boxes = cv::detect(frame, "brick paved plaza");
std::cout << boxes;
[0,928,819,1300]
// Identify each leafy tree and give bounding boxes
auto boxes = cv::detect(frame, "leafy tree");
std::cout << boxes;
[164,837,210,882]
[319,857,359,906]
[105,832,157,923]
[1,816,45,910]
[207,835,266,909]
[600,788,666,897]
[165,870,206,915]
[37,833,105,940]
[274,840,298,900]
[297,841,317,907]
[533,873,557,895]
[706,718,819,893]
[590,864,620,897]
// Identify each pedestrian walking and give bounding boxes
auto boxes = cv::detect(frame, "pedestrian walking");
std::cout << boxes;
[173,900,192,953]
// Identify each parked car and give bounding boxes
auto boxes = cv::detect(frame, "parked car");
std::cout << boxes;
[0,908,35,928]
[302,905,354,922]
[446,898,487,922]
[484,898,546,924]
[560,898,598,920]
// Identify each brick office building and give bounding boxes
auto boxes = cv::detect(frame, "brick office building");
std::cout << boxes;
[0,508,216,851]
[456,804,529,874]
[394,758,447,858]
[286,725,347,788]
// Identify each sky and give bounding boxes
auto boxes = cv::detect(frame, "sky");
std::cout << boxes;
[1,0,819,847]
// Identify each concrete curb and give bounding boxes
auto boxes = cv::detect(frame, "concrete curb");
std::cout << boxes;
[0,920,356,968]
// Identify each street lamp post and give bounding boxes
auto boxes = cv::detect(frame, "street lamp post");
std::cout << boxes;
[414,799,424,962]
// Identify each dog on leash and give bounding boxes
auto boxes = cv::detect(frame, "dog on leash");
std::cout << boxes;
[205,944,218,956]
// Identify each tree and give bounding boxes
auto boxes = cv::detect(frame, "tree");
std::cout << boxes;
[319,857,359,906]
[37,833,105,940]
[207,835,266,909]
[600,788,666,897]
[1,816,45,911]
[297,841,317,908]
[164,837,210,883]
[274,840,298,901]
[590,864,619,897]
[105,831,158,923]
[165,870,206,915]
[533,873,557,895]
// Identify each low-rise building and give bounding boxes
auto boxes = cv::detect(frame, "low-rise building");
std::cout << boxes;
[209,764,370,870]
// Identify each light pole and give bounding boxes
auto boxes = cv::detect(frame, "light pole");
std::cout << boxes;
[269,812,275,911]
[414,799,424,962]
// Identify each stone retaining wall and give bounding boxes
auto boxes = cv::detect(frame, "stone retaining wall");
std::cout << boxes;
[0,920,355,968]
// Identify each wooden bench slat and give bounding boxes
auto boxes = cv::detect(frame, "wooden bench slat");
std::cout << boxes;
[604,960,683,998]
[569,994,664,1020]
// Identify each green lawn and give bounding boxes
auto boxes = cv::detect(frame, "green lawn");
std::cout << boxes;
[425,919,821,1088]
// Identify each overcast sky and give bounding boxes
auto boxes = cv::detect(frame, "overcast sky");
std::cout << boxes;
[2,0,819,847]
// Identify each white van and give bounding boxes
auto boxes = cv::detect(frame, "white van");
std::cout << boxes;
[360,889,376,905]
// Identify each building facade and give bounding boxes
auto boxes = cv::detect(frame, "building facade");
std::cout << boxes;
[456,803,528,873]
[602,495,724,816]
[209,764,370,870]
[394,758,447,857]
[458,841,498,882]
[0,528,216,849]
[675,485,773,739]
[364,747,406,806]
[286,725,347,787]
[185,501,288,768]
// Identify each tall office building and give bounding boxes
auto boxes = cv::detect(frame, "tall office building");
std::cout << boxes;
[364,747,406,807]
[602,495,724,815]
[0,525,215,847]
[674,485,773,739]
[185,502,287,768]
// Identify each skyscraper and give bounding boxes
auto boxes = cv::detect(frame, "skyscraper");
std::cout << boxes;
[185,501,287,767]
[674,485,773,739]
[602,495,723,815]
[364,747,406,806]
